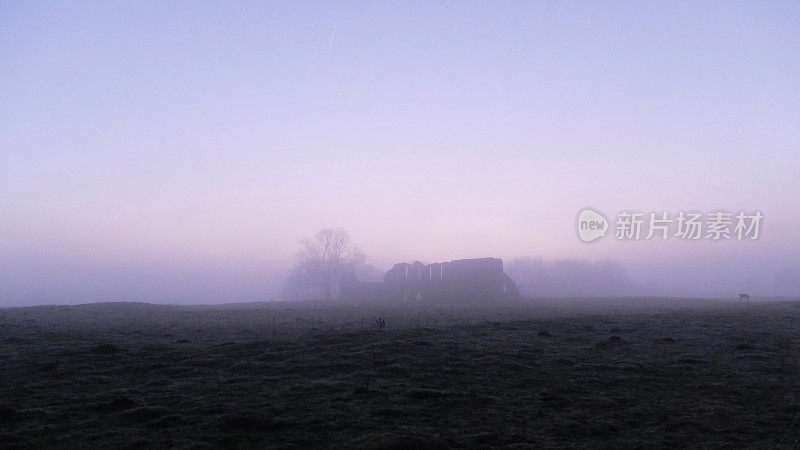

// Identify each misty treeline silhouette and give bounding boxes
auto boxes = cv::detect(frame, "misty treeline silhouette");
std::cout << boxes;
[283,228,640,300]
[286,228,364,300]
[506,257,640,297]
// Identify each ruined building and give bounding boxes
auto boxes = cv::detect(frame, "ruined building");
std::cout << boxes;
[343,257,520,302]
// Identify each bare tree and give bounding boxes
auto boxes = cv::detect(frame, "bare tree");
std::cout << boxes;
[289,227,364,300]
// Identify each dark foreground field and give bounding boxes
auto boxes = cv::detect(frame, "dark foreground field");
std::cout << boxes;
[2,299,800,448]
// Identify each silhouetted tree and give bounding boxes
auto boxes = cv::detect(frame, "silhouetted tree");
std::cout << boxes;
[289,227,364,300]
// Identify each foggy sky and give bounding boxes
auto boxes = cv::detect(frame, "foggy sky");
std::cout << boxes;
[2,1,799,305]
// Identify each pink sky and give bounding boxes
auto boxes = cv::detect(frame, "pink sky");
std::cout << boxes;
[2,1,798,304]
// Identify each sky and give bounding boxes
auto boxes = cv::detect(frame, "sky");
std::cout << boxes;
[2,1,799,305]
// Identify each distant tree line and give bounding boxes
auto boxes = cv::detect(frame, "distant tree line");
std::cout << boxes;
[506,257,640,297]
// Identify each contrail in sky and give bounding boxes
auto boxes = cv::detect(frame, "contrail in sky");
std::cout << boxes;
[329,25,336,49]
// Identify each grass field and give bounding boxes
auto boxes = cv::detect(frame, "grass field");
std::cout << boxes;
[2,298,800,448]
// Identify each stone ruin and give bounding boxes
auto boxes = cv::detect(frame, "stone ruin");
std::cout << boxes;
[342,257,520,302]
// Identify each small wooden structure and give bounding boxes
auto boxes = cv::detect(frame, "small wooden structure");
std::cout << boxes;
[738,293,751,303]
